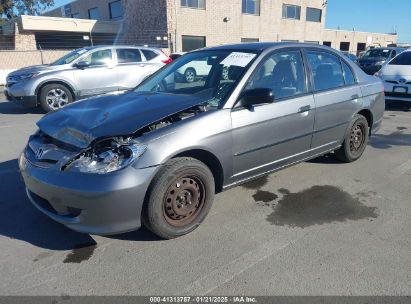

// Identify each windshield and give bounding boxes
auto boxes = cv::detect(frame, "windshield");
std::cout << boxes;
[361,49,391,59]
[389,51,411,65]
[135,50,258,108]
[50,48,90,66]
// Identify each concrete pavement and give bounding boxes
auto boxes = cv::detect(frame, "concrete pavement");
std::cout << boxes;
[0,98,410,296]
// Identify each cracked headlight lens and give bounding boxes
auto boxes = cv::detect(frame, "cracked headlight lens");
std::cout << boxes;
[65,144,147,174]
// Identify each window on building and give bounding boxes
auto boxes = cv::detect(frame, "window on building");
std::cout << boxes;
[306,51,345,91]
[342,62,356,85]
[357,43,366,52]
[242,0,260,16]
[340,42,350,51]
[109,0,123,19]
[88,7,99,20]
[182,35,206,52]
[282,4,301,20]
[116,49,142,63]
[306,7,322,22]
[323,41,332,47]
[180,0,205,9]
[246,50,307,100]
[241,38,259,43]
[71,13,80,18]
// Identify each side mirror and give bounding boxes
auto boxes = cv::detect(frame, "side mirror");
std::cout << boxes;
[75,61,91,69]
[238,88,274,108]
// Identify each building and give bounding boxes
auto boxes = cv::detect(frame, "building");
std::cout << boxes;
[44,0,125,21]
[1,0,398,54]
[121,0,397,54]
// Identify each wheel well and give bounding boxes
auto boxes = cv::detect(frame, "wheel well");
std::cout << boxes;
[358,109,373,135]
[36,81,75,105]
[173,149,224,193]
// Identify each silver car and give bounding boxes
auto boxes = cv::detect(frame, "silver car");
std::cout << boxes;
[4,45,170,112]
[19,43,384,239]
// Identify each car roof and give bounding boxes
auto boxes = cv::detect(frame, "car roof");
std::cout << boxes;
[198,42,338,53]
[84,45,160,50]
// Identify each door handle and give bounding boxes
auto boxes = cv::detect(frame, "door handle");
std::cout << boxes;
[298,105,311,113]
[351,94,360,100]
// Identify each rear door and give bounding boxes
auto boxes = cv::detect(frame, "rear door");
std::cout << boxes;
[115,48,154,90]
[73,48,118,97]
[231,49,316,182]
[305,49,362,154]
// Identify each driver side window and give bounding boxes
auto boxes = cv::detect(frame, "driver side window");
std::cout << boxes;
[246,50,307,100]
[82,49,113,66]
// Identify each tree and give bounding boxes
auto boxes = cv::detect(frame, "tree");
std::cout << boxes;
[0,0,54,20]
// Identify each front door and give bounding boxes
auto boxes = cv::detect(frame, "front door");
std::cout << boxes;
[73,48,118,97]
[231,49,315,182]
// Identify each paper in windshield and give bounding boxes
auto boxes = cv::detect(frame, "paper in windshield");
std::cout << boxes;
[220,52,257,67]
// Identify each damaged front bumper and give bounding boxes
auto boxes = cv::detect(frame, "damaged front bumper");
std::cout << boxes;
[19,149,158,235]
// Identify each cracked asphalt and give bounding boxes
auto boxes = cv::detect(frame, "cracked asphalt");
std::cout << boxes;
[0,96,410,296]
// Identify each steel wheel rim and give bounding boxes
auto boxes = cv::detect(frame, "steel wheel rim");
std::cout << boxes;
[222,68,229,80]
[163,175,206,227]
[350,123,365,153]
[185,71,195,82]
[46,88,68,110]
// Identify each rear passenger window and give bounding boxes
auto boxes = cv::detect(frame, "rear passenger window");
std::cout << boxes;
[246,50,307,100]
[117,49,142,63]
[141,49,159,61]
[307,51,345,91]
[342,62,356,85]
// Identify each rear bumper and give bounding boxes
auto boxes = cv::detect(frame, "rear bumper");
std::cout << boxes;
[19,151,158,235]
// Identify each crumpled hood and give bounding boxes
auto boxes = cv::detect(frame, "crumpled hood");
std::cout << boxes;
[37,91,207,149]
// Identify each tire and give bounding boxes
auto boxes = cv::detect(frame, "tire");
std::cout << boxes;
[184,68,196,83]
[143,157,215,239]
[335,114,369,163]
[39,83,74,112]
[222,67,229,80]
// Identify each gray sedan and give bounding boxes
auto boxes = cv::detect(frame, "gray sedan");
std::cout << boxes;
[19,43,384,239]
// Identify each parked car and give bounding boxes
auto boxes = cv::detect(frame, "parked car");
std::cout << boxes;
[20,43,384,239]
[375,50,411,102]
[4,45,171,112]
[169,52,186,60]
[342,52,359,64]
[175,56,230,83]
[358,47,406,75]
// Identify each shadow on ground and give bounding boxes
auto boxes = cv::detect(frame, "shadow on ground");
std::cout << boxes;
[0,100,44,115]
[385,100,411,112]
[0,159,158,251]
[369,131,411,149]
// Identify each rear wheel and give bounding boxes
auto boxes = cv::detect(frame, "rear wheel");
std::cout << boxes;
[143,157,215,239]
[39,84,73,112]
[184,68,196,83]
[335,114,369,163]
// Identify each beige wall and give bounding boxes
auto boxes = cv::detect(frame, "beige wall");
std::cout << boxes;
[0,50,70,69]
[322,29,397,54]
[169,0,326,51]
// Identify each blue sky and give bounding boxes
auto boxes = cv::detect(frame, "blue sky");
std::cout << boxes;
[51,0,411,42]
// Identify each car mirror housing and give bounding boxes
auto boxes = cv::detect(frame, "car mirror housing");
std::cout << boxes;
[75,61,91,69]
[238,88,274,108]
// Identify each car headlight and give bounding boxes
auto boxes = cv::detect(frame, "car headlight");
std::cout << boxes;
[65,143,147,174]
[16,73,39,81]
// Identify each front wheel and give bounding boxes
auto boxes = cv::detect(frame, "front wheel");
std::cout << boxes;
[184,68,196,83]
[39,84,73,112]
[143,157,215,239]
[335,114,369,163]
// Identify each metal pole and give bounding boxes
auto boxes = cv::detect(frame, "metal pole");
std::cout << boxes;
[38,44,44,64]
